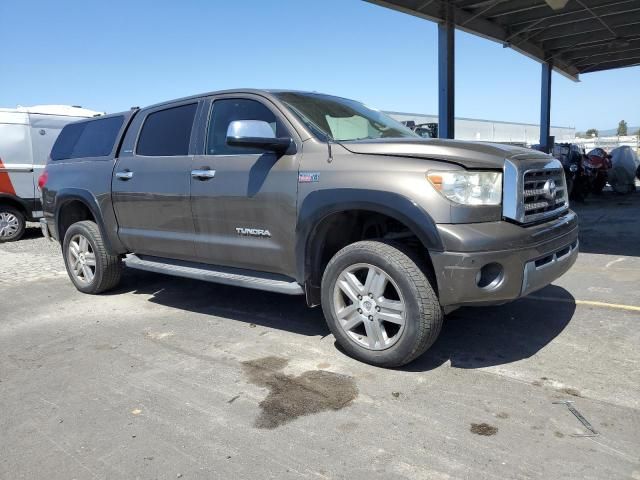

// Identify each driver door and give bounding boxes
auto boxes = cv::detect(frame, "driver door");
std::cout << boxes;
[190,95,301,277]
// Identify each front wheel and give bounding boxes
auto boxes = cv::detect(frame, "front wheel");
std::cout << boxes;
[321,240,443,367]
[63,220,122,294]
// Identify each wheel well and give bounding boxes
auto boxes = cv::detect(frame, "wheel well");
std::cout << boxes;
[305,210,437,305]
[0,197,28,218]
[58,200,95,240]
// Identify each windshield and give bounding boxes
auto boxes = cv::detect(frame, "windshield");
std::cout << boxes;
[274,92,419,142]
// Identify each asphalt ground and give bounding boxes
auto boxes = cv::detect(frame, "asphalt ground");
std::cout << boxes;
[1,190,639,480]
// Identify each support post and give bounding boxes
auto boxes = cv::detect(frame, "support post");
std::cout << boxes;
[540,61,552,152]
[438,14,455,139]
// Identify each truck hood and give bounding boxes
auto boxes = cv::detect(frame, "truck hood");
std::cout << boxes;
[339,138,551,169]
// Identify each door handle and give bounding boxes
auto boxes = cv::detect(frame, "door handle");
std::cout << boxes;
[191,169,216,180]
[116,170,134,180]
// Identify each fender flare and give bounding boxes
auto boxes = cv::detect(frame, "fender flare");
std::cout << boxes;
[295,189,444,283]
[54,188,125,254]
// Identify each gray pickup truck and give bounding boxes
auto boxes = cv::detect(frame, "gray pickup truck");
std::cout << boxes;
[40,89,578,367]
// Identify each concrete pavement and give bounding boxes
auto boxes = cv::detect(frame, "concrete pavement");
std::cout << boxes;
[1,192,639,479]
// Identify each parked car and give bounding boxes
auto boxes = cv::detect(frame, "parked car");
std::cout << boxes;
[584,147,612,194]
[0,105,101,241]
[608,146,639,194]
[549,143,585,200]
[40,90,578,367]
[401,120,438,138]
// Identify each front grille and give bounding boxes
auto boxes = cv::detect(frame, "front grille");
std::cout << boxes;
[502,158,569,225]
[522,168,568,222]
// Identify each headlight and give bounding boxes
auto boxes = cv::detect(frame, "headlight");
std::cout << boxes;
[427,170,502,205]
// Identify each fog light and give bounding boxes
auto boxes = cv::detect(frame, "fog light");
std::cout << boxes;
[476,263,504,289]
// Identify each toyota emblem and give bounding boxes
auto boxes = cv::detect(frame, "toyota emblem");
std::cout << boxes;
[543,179,557,202]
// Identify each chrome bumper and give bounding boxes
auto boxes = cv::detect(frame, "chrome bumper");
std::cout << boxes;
[522,239,579,296]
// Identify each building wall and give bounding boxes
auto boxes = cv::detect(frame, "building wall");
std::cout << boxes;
[386,111,575,145]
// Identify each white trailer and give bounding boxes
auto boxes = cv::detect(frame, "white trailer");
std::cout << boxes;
[0,105,102,241]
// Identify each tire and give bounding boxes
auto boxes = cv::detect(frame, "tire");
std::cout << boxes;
[0,206,26,242]
[62,220,122,294]
[592,175,606,194]
[565,175,574,199]
[573,176,589,201]
[321,240,443,367]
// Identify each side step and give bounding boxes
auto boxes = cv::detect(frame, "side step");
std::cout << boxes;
[124,254,304,295]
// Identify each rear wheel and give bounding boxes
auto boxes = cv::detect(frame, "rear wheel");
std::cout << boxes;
[0,206,25,242]
[63,220,122,294]
[321,240,443,367]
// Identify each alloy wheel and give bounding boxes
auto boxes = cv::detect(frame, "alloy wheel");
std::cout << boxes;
[67,234,96,285]
[332,263,406,350]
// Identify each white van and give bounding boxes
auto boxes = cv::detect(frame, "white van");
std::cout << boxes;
[0,105,102,241]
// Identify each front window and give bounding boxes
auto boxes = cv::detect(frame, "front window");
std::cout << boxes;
[206,98,288,155]
[274,92,418,142]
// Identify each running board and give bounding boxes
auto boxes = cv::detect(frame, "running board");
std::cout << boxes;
[124,254,304,295]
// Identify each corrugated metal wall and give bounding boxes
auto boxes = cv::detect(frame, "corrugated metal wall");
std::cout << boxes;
[386,111,575,145]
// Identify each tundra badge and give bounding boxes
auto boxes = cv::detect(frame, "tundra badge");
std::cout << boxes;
[236,227,272,238]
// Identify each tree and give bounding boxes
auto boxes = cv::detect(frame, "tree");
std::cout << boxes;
[585,128,599,137]
[617,120,628,136]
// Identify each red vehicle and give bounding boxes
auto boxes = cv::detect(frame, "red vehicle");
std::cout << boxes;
[584,148,612,194]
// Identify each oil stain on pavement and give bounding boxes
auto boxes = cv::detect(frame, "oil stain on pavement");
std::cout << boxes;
[242,356,358,429]
[470,423,498,436]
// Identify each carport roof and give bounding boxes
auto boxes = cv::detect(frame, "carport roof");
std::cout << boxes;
[366,0,640,80]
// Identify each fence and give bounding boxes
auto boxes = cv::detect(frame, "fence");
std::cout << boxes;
[573,136,640,153]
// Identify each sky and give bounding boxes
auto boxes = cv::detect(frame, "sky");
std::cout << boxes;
[1,0,638,132]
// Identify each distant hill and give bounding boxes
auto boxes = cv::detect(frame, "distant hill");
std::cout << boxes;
[585,126,640,136]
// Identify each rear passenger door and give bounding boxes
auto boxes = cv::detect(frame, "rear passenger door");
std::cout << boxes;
[112,101,200,261]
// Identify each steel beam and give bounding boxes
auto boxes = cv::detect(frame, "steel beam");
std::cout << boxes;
[539,61,552,152]
[438,15,455,139]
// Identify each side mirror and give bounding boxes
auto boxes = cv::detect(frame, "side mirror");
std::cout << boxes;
[226,120,292,153]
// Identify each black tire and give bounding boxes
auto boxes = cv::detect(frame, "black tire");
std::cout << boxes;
[321,240,443,368]
[62,220,122,294]
[0,205,26,243]
[592,175,606,194]
[572,176,589,201]
[565,175,574,198]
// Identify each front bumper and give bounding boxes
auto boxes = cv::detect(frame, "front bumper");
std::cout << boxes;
[431,210,578,309]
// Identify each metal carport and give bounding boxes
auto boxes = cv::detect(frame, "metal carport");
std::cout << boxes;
[366,0,640,150]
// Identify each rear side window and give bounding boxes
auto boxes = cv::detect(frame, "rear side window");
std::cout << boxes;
[51,116,124,161]
[136,103,197,156]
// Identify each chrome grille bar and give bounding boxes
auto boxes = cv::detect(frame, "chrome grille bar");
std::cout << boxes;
[522,168,568,222]
[502,158,569,224]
